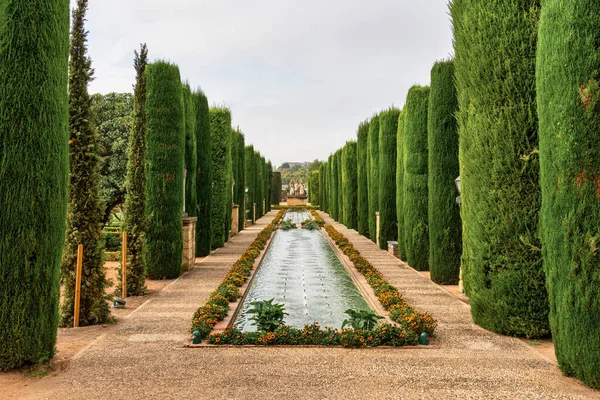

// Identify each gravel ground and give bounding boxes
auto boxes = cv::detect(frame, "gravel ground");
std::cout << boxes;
[38,211,599,400]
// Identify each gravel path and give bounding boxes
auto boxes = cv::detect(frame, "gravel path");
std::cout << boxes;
[41,211,599,400]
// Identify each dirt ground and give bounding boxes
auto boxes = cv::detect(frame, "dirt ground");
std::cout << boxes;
[1,260,183,399]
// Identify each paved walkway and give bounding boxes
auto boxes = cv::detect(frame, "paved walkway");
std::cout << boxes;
[37,211,598,399]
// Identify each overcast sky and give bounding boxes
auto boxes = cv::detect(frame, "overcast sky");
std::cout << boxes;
[81,0,454,167]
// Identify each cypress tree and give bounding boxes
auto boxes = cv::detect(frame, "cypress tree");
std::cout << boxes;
[266,162,272,212]
[245,145,256,222]
[537,0,600,387]
[379,108,400,249]
[451,0,548,337]
[255,153,264,217]
[331,151,339,220]
[368,115,380,242]
[122,44,149,295]
[237,132,246,229]
[396,111,407,261]
[271,171,282,206]
[183,84,197,218]
[0,0,69,370]
[342,141,358,229]
[210,108,232,248]
[145,61,185,279]
[60,0,110,326]
[225,128,234,239]
[319,164,327,211]
[428,60,461,284]
[194,90,212,256]
[336,149,343,222]
[357,121,370,236]
[403,86,430,271]
[309,170,320,206]
[231,129,240,230]
[328,154,335,217]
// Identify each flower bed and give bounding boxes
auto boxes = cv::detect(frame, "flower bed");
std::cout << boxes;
[309,209,325,227]
[190,209,285,339]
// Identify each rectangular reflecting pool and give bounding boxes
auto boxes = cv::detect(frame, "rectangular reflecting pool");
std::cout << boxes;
[234,211,372,331]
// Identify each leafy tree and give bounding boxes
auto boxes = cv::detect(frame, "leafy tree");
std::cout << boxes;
[121,44,148,296]
[0,0,69,370]
[60,0,110,326]
[91,92,132,227]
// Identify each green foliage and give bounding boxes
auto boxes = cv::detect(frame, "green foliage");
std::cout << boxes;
[378,108,400,249]
[247,299,288,332]
[308,170,320,206]
[122,44,148,296]
[342,141,358,229]
[267,162,272,212]
[231,129,240,230]
[61,0,110,326]
[237,133,246,229]
[336,150,343,223]
[0,0,69,371]
[210,108,232,248]
[328,154,336,218]
[256,153,265,217]
[301,220,320,230]
[271,171,282,205]
[144,61,185,279]
[341,309,384,331]
[403,86,430,271]
[280,219,297,231]
[537,0,600,387]
[451,0,548,337]
[368,115,380,242]
[183,84,197,219]
[396,111,407,261]
[91,92,132,226]
[319,164,327,211]
[357,121,370,236]
[245,145,256,222]
[194,90,212,256]
[427,60,461,284]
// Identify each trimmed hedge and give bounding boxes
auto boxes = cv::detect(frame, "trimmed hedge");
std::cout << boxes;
[266,162,272,212]
[368,115,380,242]
[537,0,600,387]
[0,0,69,370]
[336,149,343,223]
[183,84,197,218]
[330,153,339,220]
[237,134,246,229]
[403,86,430,271]
[194,90,212,256]
[271,171,282,206]
[396,111,407,261]
[210,108,232,249]
[451,0,548,337]
[245,145,256,222]
[342,141,358,229]
[145,61,185,279]
[309,170,320,206]
[357,121,370,237]
[318,164,326,210]
[231,129,240,229]
[378,108,400,249]
[427,60,461,284]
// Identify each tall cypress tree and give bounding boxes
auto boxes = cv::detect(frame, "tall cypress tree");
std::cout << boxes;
[145,61,185,279]
[451,0,547,337]
[245,145,256,222]
[237,132,246,229]
[368,115,380,242]
[0,0,69,370]
[194,90,211,256]
[183,84,197,218]
[210,108,232,248]
[319,164,327,211]
[396,111,407,261]
[60,0,110,326]
[231,129,240,231]
[122,44,149,295]
[328,154,336,218]
[271,171,282,206]
[336,149,343,222]
[342,141,358,229]
[403,86,430,271]
[379,108,400,249]
[266,161,272,212]
[357,121,370,236]
[428,60,461,284]
[537,0,600,387]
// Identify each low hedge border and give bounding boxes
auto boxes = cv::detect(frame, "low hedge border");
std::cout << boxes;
[190,209,285,339]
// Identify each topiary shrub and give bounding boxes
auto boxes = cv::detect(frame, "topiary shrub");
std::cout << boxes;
[378,108,400,249]
[368,115,380,243]
[194,90,212,256]
[342,141,358,229]
[210,108,232,249]
[396,110,407,261]
[537,0,600,387]
[357,121,370,237]
[427,60,461,284]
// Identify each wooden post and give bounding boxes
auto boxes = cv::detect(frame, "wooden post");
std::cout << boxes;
[122,231,127,299]
[74,244,83,328]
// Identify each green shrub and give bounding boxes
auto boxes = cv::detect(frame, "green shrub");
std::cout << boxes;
[342,141,358,229]
[319,164,326,210]
[396,111,407,261]
[330,153,339,220]
[183,84,197,219]
[0,0,69,370]
[266,162,272,212]
[427,60,461,284]
[537,0,600,387]
[271,171,282,206]
[368,115,380,242]
[308,170,320,206]
[357,121,370,236]
[145,61,185,279]
[194,90,212,256]
[451,0,548,337]
[210,108,232,249]
[245,145,256,222]
[61,0,110,326]
[336,149,343,222]
[237,133,246,229]
[378,108,400,249]
[403,86,430,271]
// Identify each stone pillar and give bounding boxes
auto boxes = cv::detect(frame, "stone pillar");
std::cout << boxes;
[181,216,197,272]
[375,212,380,248]
[253,203,256,223]
[230,204,239,239]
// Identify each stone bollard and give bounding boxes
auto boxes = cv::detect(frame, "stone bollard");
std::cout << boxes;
[181,216,197,272]
[230,204,239,239]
